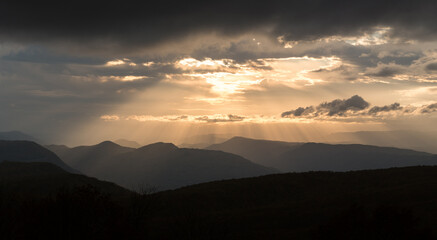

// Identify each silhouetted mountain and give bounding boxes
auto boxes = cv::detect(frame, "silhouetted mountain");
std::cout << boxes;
[0,130,38,142]
[0,161,130,198]
[47,141,133,174]
[0,140,77,173]
[179,134,230,149]
[328,130,437,154]
[206,136,302,167]
[207,137,437,172]
[114,138,141,148]
[277,143,437,172]
[49,141,276,190]
[44,144,70,154]
[150,166,437,239]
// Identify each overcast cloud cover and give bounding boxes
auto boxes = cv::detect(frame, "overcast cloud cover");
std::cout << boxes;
[2,1,437,50]
[0,1,436,144]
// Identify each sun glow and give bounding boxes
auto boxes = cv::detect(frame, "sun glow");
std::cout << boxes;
[175,57,341,104]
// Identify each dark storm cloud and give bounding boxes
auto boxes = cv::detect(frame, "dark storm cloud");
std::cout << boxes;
[319,95,370,116]
[1,46,105,65]
[282,95,370,117]
[281,96,437,119]
[1,1,436,52]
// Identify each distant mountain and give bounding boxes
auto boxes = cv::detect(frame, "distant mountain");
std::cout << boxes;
[178,134,230,149]
[114,139,141,148]
[328,130,437,154]
[0,131,38,142]
[48,141,276,190]
[207,137,437,172]
[44,144,71,155]
[0,161,130,198]
[0,140,77,173]
[276,143,437,172]
[46,141,134,174]
[206,136,303,168]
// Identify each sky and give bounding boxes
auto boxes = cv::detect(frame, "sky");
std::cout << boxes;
[0,1,436,145]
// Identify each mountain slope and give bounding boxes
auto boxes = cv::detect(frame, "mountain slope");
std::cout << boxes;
[0,161,130,198]
[206,136,302,168]
[113,139,141,148]
[0,140,77,173]
[0,131,38,142]
[277,143,437,172]
[47,141,133,174]
[179,134,230,149]
[328,130,437,154]
[50,141,277,190]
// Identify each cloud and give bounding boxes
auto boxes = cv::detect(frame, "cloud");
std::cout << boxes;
[282,95,370,117]
[421,103,437,113]
[425,62,437,71]
[364,62,406,77]
[368,103,402,114]
[281,106,315,117]
[103,100,437,125]
[281,95,437,120]
[1,1,437,53]
[100,115,120,121]
[320,95,370,116]
[195,114,246,123]
[123,114,251,123]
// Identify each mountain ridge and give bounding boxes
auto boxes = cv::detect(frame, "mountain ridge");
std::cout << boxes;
[0,140,77,173]
[206,136,303,168]
[207,137,437,172]
[0,131,38,142]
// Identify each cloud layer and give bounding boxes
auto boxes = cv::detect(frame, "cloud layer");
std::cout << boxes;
[282,95,437,119]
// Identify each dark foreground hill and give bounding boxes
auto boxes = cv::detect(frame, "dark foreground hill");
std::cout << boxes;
[0,161,130,198]
[150,166,437,239]
[0,162,134,239]
[1,165,437,239]
[48,141,276,190]
[0,140,77,173]
[207,137,437,172]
